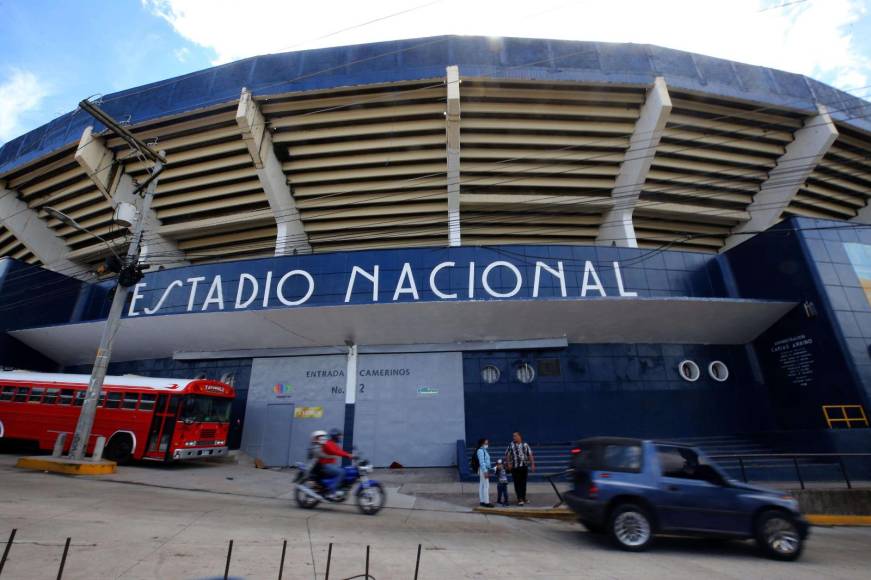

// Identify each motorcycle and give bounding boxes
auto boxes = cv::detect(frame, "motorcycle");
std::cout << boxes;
[294,456,387,515]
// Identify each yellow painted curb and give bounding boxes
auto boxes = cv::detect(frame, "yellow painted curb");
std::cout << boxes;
[475,507,575,520]
[806,514,871,526]
[16,456,117,475]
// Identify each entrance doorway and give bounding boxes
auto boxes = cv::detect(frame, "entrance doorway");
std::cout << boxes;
[260,403,295,467]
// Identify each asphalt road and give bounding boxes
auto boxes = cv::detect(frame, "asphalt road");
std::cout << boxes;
[0,461,869,579]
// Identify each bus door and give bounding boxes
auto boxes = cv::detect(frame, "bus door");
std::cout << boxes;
[144,395,180,460]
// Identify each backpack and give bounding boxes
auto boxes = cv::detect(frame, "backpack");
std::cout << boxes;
[469,449,480,473]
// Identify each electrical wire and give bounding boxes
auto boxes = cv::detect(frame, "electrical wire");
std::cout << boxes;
[130,109,871,259]
[3,73,871,282]
[0,220,867,316]
[136,132,871,261]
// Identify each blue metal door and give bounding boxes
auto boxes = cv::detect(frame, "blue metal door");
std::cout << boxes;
[261,403,295,467]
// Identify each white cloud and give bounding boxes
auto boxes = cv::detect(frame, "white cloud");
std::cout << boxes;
[144,0,870,92]
[0,69,48,144]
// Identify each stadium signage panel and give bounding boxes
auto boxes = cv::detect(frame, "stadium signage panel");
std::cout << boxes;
[127,257,639,318]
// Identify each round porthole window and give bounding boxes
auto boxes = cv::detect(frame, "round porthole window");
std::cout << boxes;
[516,362,535,384]
[708,361,729,382]
[481,365,501,384]
[678,360,700,382]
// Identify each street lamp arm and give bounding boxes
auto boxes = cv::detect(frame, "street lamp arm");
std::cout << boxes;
[44,206,124,262]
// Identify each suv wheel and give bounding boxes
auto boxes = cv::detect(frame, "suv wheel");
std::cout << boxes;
[755,510,803,561]
[608,503,653,551]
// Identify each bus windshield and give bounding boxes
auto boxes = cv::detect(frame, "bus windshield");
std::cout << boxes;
[180,395,232,423]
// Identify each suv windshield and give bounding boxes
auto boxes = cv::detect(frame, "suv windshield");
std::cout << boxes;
[180,395,232,423]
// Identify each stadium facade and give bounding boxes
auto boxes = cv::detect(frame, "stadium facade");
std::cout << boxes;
[0,36,869,467]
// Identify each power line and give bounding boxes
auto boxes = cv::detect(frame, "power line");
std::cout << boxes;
[0,221,867,315]
[131,95,871,249]
[4,74,871,277]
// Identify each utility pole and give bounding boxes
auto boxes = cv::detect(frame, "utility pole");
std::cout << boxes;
[67,100,167,461]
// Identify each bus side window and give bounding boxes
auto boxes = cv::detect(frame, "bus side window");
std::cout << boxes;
[14,387,29,402]
[59,389,74,405]
[122,393,138,410]
[156,395,168,413]
[0,386,14,401]
[167,396,179,414]
[98,393,107,407]
[139,394,156,412]
[28,387,46,403]
[105,392,122,409]
[74,391,85,406]
[44,388,60,404]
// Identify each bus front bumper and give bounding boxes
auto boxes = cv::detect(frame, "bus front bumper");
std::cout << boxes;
[172,446,229,460]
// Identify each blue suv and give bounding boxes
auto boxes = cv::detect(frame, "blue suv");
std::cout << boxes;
[563,437,809,560]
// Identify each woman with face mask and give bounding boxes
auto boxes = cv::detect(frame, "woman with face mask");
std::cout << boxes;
[475,438,494,508]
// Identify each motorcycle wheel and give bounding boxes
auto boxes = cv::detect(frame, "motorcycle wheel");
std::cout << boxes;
[357,482,386,515]
[295,479,321,509]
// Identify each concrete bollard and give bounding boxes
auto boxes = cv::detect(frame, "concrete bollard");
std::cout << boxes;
[92,436,106,462]
[52,433,68,457]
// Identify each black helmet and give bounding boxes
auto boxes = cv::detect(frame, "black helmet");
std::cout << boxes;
[328,428,343,441]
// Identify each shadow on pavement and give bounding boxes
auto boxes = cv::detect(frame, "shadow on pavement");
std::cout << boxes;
[560,528,766,561]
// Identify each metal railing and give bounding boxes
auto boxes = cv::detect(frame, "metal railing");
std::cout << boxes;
[708,452,871,490]
[543,468,573,508]
[822,405,869,429]
[0,530,424,580]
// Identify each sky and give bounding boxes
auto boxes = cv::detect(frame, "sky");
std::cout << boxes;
[0,0,870,146]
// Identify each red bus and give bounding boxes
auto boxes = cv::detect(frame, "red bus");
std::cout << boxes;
[0,371,235,463]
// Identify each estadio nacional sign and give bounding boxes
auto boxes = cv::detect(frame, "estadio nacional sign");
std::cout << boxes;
[127,255,639,318]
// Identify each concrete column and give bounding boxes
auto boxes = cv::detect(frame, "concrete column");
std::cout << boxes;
[446,65,461,246]
[75,128,188,267]
[724,105,839,250]
[342,343,359,455]
[344,343,358,406]
[597,77,672,248]
[0,181,82,274]
[236,88,311,256]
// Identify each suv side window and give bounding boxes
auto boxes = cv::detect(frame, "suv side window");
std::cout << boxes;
[602,444,643,472]
[656,445,725,486]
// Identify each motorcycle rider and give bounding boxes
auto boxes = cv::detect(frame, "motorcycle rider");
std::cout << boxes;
[319,428,353,499]
[307,430,328,475]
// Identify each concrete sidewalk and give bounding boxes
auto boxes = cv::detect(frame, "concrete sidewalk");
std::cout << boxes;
[3,453,867,515]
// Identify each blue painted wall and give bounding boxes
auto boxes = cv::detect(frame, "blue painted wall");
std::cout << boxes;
[0,259,85,368]
[728,218,871,431]
[463,343,768,445]
[0,258,83,332]
[800,219,871,413]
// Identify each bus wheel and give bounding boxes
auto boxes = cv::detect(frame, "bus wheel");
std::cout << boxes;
[104,434,133,465]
